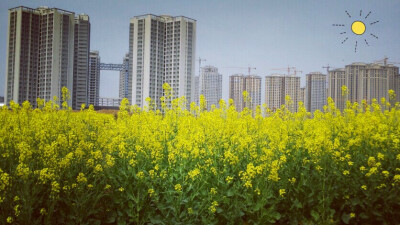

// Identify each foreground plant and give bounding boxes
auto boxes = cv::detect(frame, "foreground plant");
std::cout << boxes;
[0,88,399,224]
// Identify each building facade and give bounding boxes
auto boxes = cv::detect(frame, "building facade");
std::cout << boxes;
[194,76,199,106]
[299,87,305,106]
[229,74,261,111]
[199,66,222,109]
[98,97,122,107]
[119,53,130,99]
[229,74,246,111]
[328,63,400,111]
[265,74,300,112]
[305,72,327,112]
[5,6,90,109]
[265,75,285,111]
[327,68,346,110]
[73,14,90,109]
[129,14,196,109]
[88,51,100,106]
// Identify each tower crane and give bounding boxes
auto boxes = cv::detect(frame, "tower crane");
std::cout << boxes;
[270,66,301,76]
[322,64,337,74]
[223,66,256,76]
[374,57,400,66]
[293,69,303,76]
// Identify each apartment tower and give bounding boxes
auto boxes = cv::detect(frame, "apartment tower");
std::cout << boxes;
[229,74,261,111]
[299,87,305,106]
[129,14,196,108]
[265,74,300,112]
[73,14,90,109]
[194,76,199,105]
[328,62,400,111]
[5,6,90,109]
[305,72,327,112]
[119,53,130,99]
[199,66,222,109]
[327,68,346,110]
[88,51,100,106]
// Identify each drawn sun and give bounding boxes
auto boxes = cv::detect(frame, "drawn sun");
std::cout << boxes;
[333,10,379,52]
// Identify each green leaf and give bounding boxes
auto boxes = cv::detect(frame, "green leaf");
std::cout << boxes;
[294,199,302,209]
[271,211,281,221]
[150,216,165,224]
[341,213,350,224]
[311,210,319,221]
[226,189,234,197]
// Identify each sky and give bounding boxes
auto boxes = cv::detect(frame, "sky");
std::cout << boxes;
[1,0,400,102]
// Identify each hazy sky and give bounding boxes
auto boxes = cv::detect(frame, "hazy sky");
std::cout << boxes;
[1,0,400,102]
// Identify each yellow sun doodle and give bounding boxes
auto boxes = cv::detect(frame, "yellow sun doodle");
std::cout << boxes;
[351,21,366,35]
[333,10,379,52]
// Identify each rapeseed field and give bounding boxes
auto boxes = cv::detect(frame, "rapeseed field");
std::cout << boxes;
[0,86,399,224]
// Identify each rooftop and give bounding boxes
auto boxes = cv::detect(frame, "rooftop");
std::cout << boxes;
[130,14,196,22]
[9,6,75,15]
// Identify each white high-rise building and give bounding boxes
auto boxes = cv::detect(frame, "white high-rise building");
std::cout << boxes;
[327,68,346,110]
[299,87,305,105]
[265,74,300,112]
[229,74,246,111]
[200,66,222,109]
[194,76,199,105]
[5,6,90,109]
[265,75,285,111]
[119,53,130,99]
[305,72,327,112]
[129,14,196,108]
[73,14,90,109]
[229,74,261,111]
[328,62,400,111]
[88,51,100,106]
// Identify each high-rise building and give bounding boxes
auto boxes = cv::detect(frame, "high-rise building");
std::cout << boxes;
[194,76,199,106]
[265,75,285,111]
[35,7,75,105]
[265,74,300,112]
[229,74,261,111]
[299,87,305,105]
[328,62,400,111]
[245,75,262,111]
[229,74,246,111]
[305,72,327,112]
[119,53,130,99]
[327,68,346,110]
[129,14,196,109]
[200,66,222,109]
[285,76,301,112]
[5,6,90,109]
[73,14,90,109]
[88,51,100,106]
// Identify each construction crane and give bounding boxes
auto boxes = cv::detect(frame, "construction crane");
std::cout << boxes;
[271,66,301,76]
[322,64,337,74]
[271,66,292,76]
[223,66,256,76]
[197,57,206,76]
[293,69,303,76]
[374,57,400,66]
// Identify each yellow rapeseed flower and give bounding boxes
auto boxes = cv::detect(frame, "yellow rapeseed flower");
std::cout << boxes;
[279,189,286,197]
[175,184,182,192]
[361,185,367,190]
